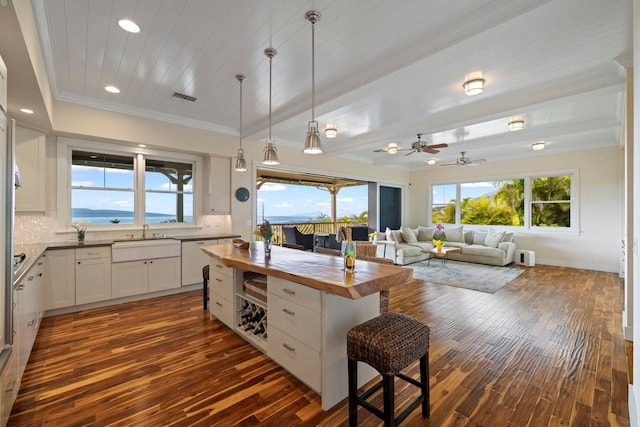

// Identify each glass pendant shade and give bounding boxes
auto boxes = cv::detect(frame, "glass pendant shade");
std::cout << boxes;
[463,78,485,96]
[234,149,248,172]
[303,120,323,154]
[263,140,279,165]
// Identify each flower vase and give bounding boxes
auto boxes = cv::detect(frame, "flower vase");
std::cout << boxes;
[78,231,85,242]
[263,238,272,256]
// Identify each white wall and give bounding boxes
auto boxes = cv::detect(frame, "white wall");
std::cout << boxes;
[408,147,621,272]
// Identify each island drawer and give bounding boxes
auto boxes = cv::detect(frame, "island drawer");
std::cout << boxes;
[210,291,233,328]
[210,261,232,278]
[268,277,321,312]
[268,293,321,352]
[268,326,321,393]
[209,270,233,302]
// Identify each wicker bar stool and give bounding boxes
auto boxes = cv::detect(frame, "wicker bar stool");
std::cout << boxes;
[347,312,430,427]
[202,265,209,311]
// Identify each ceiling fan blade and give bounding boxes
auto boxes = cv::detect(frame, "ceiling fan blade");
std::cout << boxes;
[424,148,439,154]
[429,143,448,149]
[404,150,416,156]
[373,148,387,153]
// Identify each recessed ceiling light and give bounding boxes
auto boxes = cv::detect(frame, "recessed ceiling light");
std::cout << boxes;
[138,144,146,148]
[508,118,525,131]
[20,108,34,114]
[426,158,437,165]
[532,141,546,151]
[105,85,120,94]
[118,19,140,33]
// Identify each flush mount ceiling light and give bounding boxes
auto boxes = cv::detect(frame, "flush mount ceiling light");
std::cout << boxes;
[387,143,398,154]
[325,126,337,138]
[234,74,248,172]
[104,85,120,94]
[426,158,437,165]
[508,118,525,131]
[118,19,140,33]
[262,48,279,166]
[532,141,546,151]
[303,10,323,154]
[463,78,485,96]
[20,108,33,114]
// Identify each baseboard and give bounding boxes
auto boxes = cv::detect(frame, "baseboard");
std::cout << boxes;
[630,384,639,427]
[534,257,619,273]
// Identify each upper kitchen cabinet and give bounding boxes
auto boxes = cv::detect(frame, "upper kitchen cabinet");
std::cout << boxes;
[15,127,46,212]
[205,155,230,215]
[0,54,7,112]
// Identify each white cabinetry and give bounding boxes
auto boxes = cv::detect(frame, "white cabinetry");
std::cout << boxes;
[15,256,45,381]
[206,156,230,214]
[45,249,75,310]
[112,257,180,298]
[181,240,211,286]
[75,247,112,304]
[208,260,234,328]
[15,127,46,212]
[1,349,17,426]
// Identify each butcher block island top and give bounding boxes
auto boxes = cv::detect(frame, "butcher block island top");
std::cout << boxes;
[201,243,413,299]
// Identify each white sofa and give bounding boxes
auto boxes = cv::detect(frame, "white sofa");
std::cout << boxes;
[374,226,516,266]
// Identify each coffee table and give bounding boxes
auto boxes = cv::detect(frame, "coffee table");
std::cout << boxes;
[422,246,461,266]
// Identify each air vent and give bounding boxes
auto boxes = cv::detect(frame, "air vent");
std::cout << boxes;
[171,92,197,102]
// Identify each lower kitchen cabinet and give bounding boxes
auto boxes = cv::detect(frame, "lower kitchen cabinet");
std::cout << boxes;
[112,257,180,298]
[45,249,75,310]
[75,247,112,304]
[1,349,17,427]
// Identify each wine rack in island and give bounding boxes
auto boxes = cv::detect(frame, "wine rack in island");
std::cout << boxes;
[235,272,268,350]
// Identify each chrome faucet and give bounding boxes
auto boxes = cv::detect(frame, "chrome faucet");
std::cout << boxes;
[142,223,149,239]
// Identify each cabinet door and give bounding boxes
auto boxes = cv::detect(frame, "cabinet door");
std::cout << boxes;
[1,348,17,426]
[76,258,112,304]
[15,273,39,380]
[112,261,148,298]
[45,249,76,310]
[15,127,46,212]
[0,54,6,112]
[207,156,230,214]
[148,257,180,292]
[181,241,211,286]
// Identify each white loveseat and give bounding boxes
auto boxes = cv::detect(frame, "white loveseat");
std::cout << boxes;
[374,226,516,266]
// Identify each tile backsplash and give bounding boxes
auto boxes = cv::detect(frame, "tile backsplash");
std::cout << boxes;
[15,212,232,244]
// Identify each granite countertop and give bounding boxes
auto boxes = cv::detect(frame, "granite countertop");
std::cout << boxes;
[12,234,240,286]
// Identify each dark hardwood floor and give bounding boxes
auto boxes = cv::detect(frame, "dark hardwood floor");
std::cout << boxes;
[8,264,631,426]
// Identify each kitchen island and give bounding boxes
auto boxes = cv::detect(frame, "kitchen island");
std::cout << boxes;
[201,243,413,410]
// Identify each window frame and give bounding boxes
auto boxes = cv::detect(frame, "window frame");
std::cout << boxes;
[428,169,579,232]
[57,137,203,233]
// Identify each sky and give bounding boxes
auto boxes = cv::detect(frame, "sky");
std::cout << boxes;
[432,181,498,205]
[257,183,368,221]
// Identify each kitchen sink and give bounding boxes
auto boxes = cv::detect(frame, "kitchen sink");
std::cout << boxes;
[112,238,181,262]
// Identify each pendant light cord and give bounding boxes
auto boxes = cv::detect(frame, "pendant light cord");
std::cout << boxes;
[311,20,315,122]
[239,77,243,149]
[269,53,273,140]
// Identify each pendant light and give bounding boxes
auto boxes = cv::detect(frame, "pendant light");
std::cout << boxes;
[303,10,323,154]
[234,74,248,172]
[262,47,279,165]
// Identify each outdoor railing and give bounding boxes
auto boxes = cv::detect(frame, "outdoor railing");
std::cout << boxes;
[259,222,368,246]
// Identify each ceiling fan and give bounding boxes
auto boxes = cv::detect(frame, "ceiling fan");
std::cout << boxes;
[374,134,448,155]
[440,151,487,167]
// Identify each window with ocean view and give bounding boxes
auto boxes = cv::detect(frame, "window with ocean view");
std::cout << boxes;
[70,149,196,226]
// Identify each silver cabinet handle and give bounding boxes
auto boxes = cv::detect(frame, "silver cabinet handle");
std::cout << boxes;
[27,276,35,281]
[216,278,223,283]
[283,288,295,295]
[216,302,223,307]
[282,343,295,352]
[282,308,295,316]
[16,284,25,291]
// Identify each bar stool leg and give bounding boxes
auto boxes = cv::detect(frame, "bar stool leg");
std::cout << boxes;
[348,357,358,427]
[203,276,208,310]
[420,353,430,417]
[383,373,395,427]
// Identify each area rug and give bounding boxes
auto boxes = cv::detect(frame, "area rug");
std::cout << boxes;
[410,259,524,293]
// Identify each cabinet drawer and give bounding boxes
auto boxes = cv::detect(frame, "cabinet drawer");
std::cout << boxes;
[210,260,232,278]
[210,292,233,328]
[76,246,111,260]
[268,277,321,312]
[269,326,321,393]
[210,271,233,301]
[269,293,321,351]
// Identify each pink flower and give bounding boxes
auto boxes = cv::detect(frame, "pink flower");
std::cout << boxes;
[435,223,444,231]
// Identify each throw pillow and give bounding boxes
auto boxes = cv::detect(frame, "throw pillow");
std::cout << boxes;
[502,232,514,243]
[375,231,386,241]
[473,231,488,245]
[444,226,464,243]
[391,229,403,242]
[485,229,506,248]
[417,226,435,241]
[401,226,418,243]
[385,227,396,242]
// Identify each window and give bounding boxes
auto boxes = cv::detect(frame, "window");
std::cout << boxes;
[59,138,202,229]
[430,173,575,230]
[71,151,135,224]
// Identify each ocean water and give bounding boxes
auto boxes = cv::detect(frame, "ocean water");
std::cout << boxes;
[71,209,192,225]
